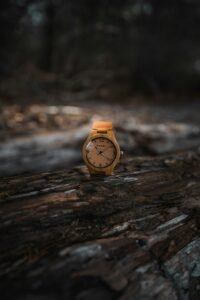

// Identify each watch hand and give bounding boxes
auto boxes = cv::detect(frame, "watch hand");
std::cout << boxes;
[99,152,112,161]
[101,146,113,153]
[94,146,105,155]
[94,146,101,154]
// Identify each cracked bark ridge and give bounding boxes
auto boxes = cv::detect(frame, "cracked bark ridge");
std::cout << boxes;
[0,149,200,300]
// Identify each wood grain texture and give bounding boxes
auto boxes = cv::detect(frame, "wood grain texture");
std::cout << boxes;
[0,149,200,300]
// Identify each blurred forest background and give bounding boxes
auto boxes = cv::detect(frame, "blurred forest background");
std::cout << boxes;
[1,2,200,299]
[1,0,200,102]
[1,0,200,177]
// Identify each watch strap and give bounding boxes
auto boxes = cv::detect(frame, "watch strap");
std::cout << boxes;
[92,121,113,131]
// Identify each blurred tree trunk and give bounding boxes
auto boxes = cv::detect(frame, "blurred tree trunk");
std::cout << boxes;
[41,0,56,71]
[0,0,30,76]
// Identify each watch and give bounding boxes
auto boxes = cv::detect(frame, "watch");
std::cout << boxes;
[82,121,120,175]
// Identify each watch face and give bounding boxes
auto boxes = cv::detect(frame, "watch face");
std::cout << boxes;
[86,137,117,168]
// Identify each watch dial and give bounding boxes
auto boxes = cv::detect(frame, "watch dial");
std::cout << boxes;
[86,137,117,168]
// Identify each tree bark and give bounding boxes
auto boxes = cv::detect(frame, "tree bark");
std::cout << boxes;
[0,148,200,300]
[41,0,56,71]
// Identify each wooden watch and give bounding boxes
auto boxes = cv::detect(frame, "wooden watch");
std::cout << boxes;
[82,121,120,175]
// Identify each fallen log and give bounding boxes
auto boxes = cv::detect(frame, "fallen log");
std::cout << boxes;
[0,149,200,300]
[1,103,200,176]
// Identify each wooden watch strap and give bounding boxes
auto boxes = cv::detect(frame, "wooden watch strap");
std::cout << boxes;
[92,121,113,130]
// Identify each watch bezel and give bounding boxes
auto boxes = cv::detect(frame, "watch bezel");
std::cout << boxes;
[82,132,120,173]
[85,137,117,168]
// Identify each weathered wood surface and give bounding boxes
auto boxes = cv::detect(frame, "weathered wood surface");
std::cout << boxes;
[0,101,200,299]
[0,148,200,300]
